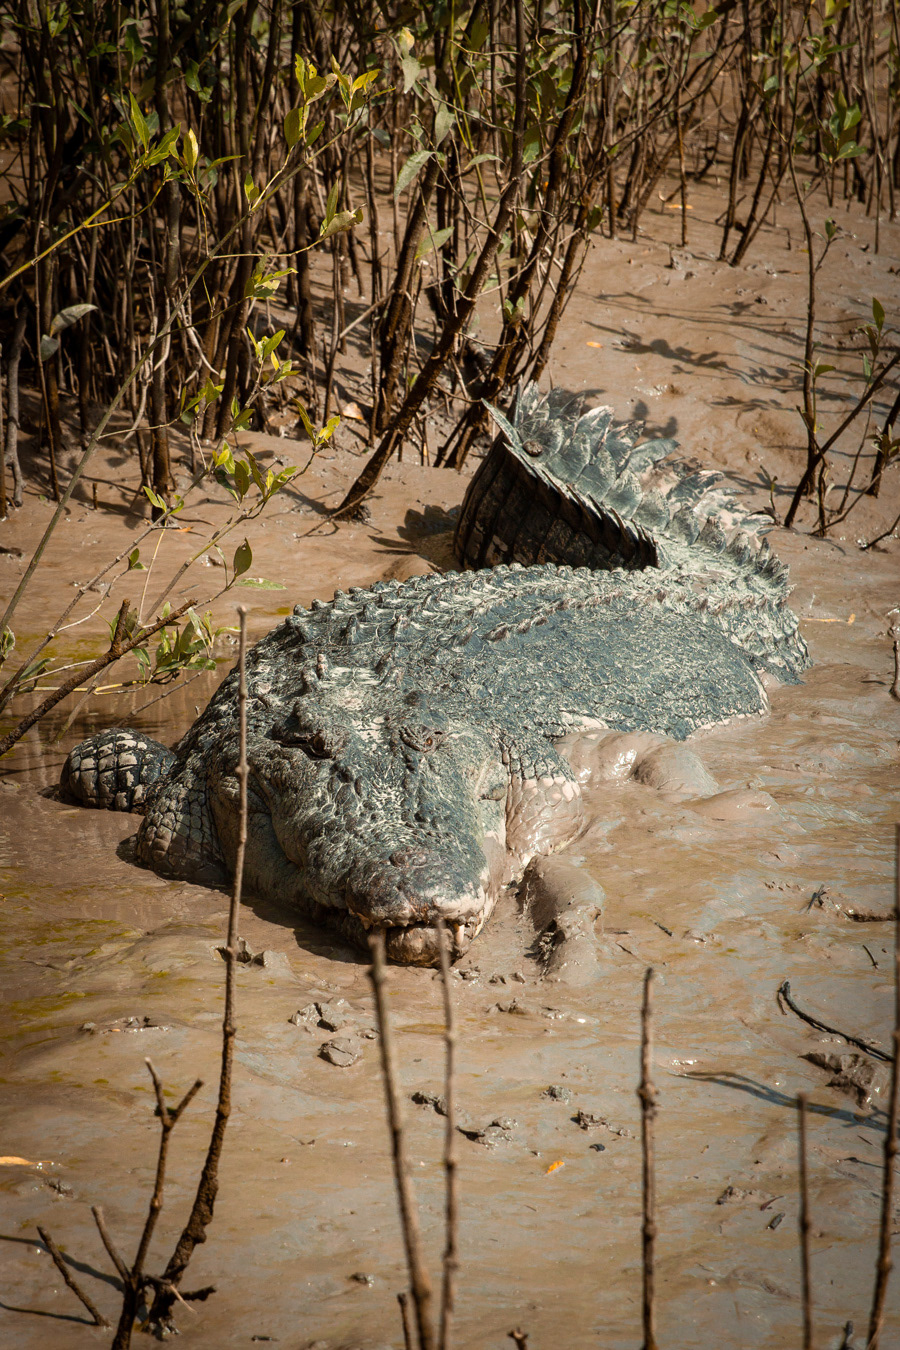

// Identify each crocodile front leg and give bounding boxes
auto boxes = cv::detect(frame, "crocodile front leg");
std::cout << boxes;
[61,729,175,811]
[502,734,586,863]
[135,755,226,885]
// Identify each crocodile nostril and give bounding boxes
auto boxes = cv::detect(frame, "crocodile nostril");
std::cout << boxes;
[389,847,430,868]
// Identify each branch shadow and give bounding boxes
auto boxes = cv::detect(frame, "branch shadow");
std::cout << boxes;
[679,1069,887,1133]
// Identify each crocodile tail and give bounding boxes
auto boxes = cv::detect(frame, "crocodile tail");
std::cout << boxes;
[453,384,809,683]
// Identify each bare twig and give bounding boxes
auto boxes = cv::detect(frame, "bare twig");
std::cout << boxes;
[638,967,658,1350]
[111,1063,203,1349]
[797,1092,813,1350]
[777,980,893,1063]
[888,611,900,702]
[508,1330,529,1349]
[436,921,459,1350]
[91,1206,129,1283]
[146,605,249,1332]
[35,1226,109,1328]
[368,928,436,1350]
[398,1290,414,1350]
[867,824,900,1350]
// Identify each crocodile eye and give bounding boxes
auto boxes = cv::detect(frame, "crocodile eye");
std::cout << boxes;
[400,725,446,754]
[297,731,333,760]
[480,782,507,802]
[521,438,543,457]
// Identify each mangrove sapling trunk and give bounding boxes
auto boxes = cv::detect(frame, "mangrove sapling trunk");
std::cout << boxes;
[336,0,528,518]
[146,606,250,1332]
[110,1064,205,1350]
[436,922,459,1350]
[638,968,658,1350]
[368,929,436,1350]
[797,1093,813,1350]
[2,311,27,511]
[866,825,900,1349]
[784,351,900,531]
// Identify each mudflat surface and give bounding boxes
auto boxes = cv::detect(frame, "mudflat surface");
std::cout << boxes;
[1,180,899,1348]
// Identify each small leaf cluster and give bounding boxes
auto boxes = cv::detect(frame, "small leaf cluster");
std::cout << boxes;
[129,606,233,684]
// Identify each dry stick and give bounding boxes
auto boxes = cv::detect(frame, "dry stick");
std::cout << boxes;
[798,1092,813,1350]
[146,605,249,1330]
[368,929,436,1350]
[111,1063,204,1350]
[867,823,900,1350]
[777,980,893,1063]
[398,1290,414,1350]
[888,612,900,703]
[35,1225,110,1328]
[638,967,658,1350]
[436,922,459,1350]
[2,311,27,511]
[90,1206,129,1282]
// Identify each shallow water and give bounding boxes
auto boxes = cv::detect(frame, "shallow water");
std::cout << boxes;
[2,182,899,1347]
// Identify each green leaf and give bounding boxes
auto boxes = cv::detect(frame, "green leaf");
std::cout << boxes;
[233,460,251,498]
[400,52,422,93]
[324,179,339,226]
[215,443,235,474]
[284,106,302,148]
[416,225,453,260]
[128,547,145,570]
[319,207,363,241]
[128,92,149,151]
[461,153,499,173]
[522,124,542,166]
[245,451,266,493]
[394,149,432,199]
[243,172,260,203]
[236,577,285,590]
[183,127,199,172]
[873,297,885,331]
[232,539,252,578]
[39,334,59,362]
[352,69,380,95]
[142,486,166,510]
[434,104,455,146]
[295,404,315,440]
[319,414,340,443]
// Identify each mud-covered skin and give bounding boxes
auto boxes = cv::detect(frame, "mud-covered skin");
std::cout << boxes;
[62,389,810,966]
[65,562,782,965]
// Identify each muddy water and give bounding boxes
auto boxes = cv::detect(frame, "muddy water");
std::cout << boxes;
[2,183,900,1348]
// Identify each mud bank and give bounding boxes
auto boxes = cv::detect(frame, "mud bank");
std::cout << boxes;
[2,179,899,1347]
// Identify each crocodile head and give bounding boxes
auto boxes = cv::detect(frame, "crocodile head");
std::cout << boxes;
[209,666,526,966]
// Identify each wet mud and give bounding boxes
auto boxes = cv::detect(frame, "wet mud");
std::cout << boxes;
[2,180,899,1346]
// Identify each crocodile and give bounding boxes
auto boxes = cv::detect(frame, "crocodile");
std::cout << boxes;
[61,389,809,966]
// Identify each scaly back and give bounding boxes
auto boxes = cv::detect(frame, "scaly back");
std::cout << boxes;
[453,384,809,684]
